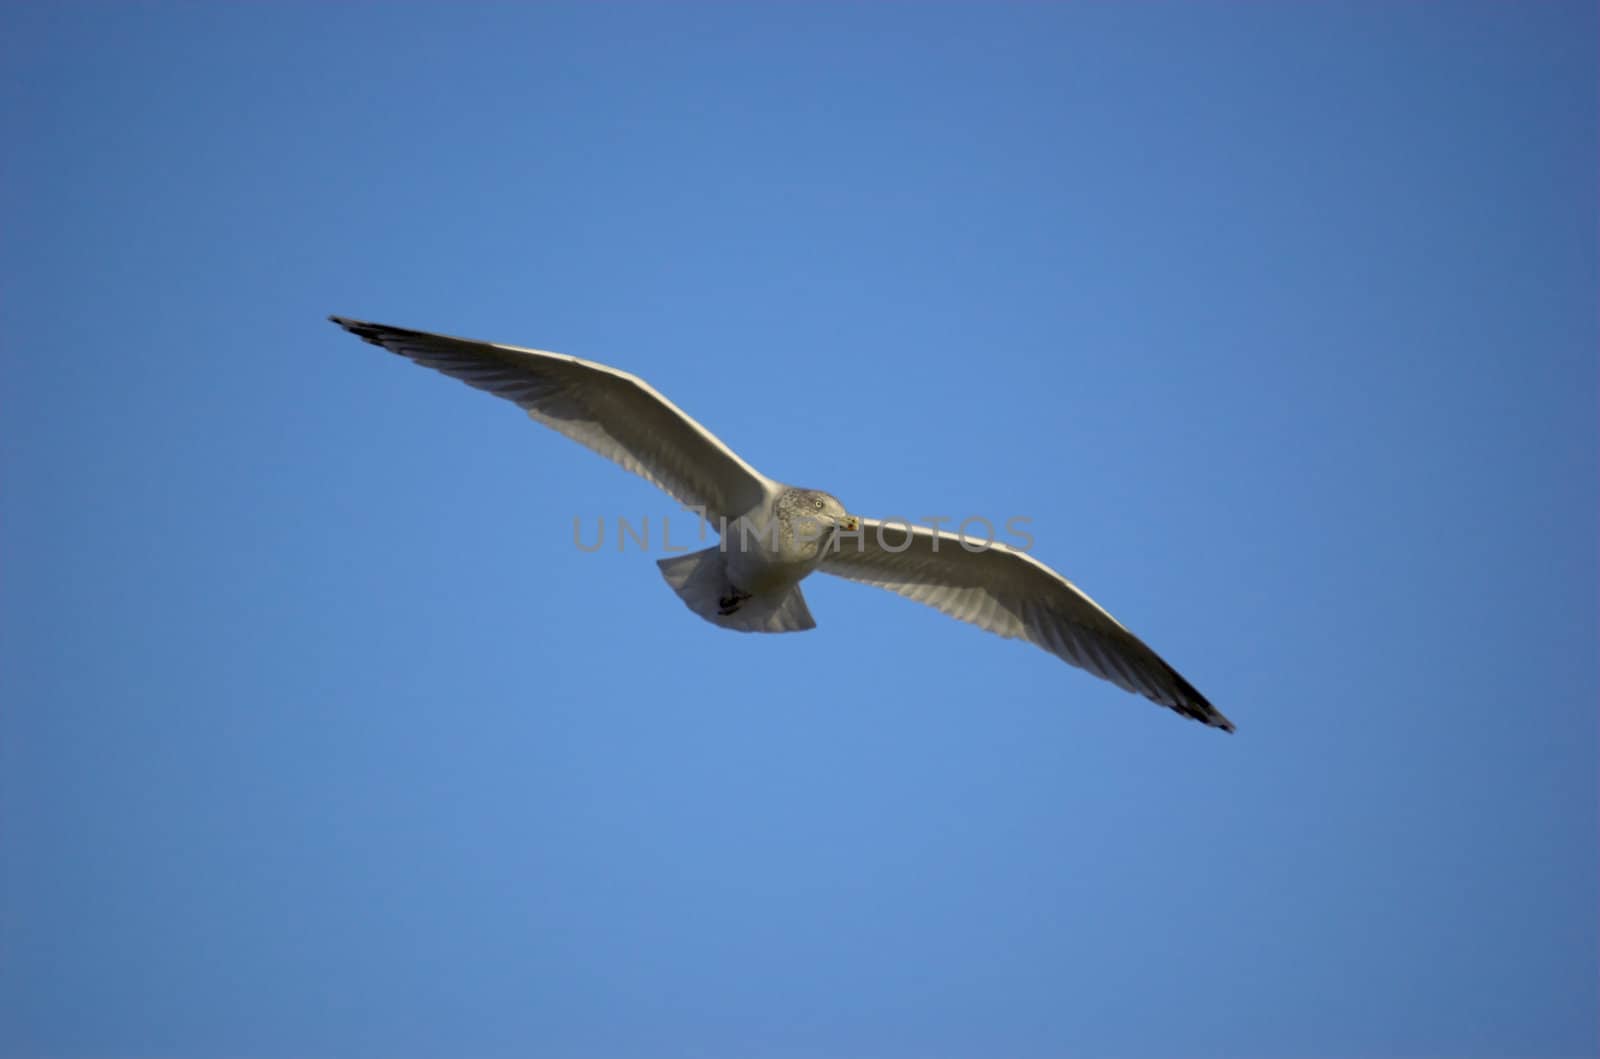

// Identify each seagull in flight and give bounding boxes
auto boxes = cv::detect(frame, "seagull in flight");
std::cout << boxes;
[330,316,1234,732]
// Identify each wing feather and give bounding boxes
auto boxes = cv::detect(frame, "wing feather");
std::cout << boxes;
[330,317,771,523]
[822,519,1233,731]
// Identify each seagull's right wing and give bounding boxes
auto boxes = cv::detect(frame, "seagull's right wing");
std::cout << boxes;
[821,519,1233,731]
[330,317,772,524]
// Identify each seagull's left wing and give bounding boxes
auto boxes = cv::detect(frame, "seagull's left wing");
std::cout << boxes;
[330,317,772,524]
[820,519,1233,731]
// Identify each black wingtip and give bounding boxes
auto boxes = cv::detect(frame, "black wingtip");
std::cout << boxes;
[1187,709,1235,733]
[1163,664,1234,733]
[328,315,390,348]
[1199,707,1235,733]
[1204,700,1236,732]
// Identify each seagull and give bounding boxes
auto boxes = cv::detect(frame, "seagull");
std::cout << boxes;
[330,316,1234,732]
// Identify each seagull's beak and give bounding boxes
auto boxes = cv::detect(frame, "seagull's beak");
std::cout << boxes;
[838,515,860,532]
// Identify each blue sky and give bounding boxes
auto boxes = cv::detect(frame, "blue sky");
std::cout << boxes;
[3,4,1595,1057]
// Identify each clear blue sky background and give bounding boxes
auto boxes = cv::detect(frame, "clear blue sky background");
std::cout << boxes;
[3,4,1595,1058]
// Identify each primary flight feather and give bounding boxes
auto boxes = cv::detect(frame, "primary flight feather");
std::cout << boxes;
[330,316,1234,732]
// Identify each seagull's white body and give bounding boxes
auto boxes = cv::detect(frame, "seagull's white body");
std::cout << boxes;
[331,316,1234,732]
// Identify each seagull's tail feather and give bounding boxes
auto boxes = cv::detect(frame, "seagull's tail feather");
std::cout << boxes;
[657,546,816,634]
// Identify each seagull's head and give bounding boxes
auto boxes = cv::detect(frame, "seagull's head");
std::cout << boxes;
[777,488,860,551]
[800,489,859,534]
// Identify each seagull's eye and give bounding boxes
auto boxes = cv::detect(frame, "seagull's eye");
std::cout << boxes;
[814,499,824,510]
